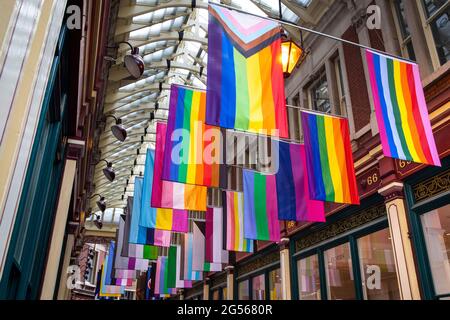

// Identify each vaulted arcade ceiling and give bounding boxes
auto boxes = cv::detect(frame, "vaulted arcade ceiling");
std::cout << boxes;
[89,0,329,226]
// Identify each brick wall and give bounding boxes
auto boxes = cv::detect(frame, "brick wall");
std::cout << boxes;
[342,26,372,132]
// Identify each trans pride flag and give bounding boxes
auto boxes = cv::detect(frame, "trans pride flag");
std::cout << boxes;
[128,178,174,244]
[140,150,189,233]
[206,4,288,138]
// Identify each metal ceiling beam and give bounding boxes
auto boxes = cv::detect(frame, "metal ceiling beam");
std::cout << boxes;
[120,31,207,54]
[118,0,207,19]
[105,83,171,103]
[115,11,191,36]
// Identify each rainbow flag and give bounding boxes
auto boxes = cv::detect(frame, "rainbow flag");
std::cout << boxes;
[301,111,360,205]
[365,50,440,166]
[205,207,228,264]
[140,150,189,232]
[243,171,281,241]
[275,141,325,222]
[162,84,224,187]
[206,4,288,138]
[180,233,203,281]
[152,122,207,211]
[223,191,254,252]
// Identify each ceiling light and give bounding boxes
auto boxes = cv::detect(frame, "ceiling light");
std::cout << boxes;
[121,42,145,79]
[94,215,103,229]
[102,162,115,182]
[95,159,116,182]
[281,33,304,77]
[96,197,106,212]
[105,115,127,142]
[90,194,106,212]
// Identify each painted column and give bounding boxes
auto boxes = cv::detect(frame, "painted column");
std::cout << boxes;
[279,238,292,300]
[40,159,77,299]
[378,181,421,300]
[0,0,67,279]
[225,266,234,300]
[56,233,75,300]
[203,278,210,300]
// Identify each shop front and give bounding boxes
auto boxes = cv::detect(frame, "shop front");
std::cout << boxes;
[235,248,282,300]
[210,272,227,300]
[405,156,450,300]
[291,196,401,300]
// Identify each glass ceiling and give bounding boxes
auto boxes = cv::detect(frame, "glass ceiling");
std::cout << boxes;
[92,0,310,215]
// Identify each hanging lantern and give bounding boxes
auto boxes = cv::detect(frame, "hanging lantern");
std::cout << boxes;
[281,36,303,77]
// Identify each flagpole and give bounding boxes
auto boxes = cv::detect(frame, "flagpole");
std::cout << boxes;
[211,2,416,64]
[286,104,348,119]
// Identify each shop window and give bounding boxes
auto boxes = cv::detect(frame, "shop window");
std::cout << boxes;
[293,202,401,300]
[421,0,450,65]
[393,0,417,60]
[238,280,250,300]
[357,228,400,300]
[297,254,321,300]
[268,268,282,300]
[324,242,356,300]
[252,274,266,300]
[420,204,450,296]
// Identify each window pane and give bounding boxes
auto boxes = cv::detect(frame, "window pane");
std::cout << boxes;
[394,0,410,38]
[297,254,321,300]
[429,8,450,65]
[420,204,450,295]
[357,228,401,300]
[252,274,266,300]
[269,268,282,300]
[422,0,448,17]
[238,280,250,300]
[324,243,356,300]
[310,72,331,113]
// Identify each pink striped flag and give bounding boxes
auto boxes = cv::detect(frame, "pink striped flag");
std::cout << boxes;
[205,207,228,264]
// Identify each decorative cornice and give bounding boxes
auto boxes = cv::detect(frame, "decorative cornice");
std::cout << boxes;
[413,169,450,203]
[295,203,386,253]
[236,250,279,277]
[210,272,227,288]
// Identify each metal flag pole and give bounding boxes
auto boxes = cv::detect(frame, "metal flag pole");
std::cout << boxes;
[211,2,416,64]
